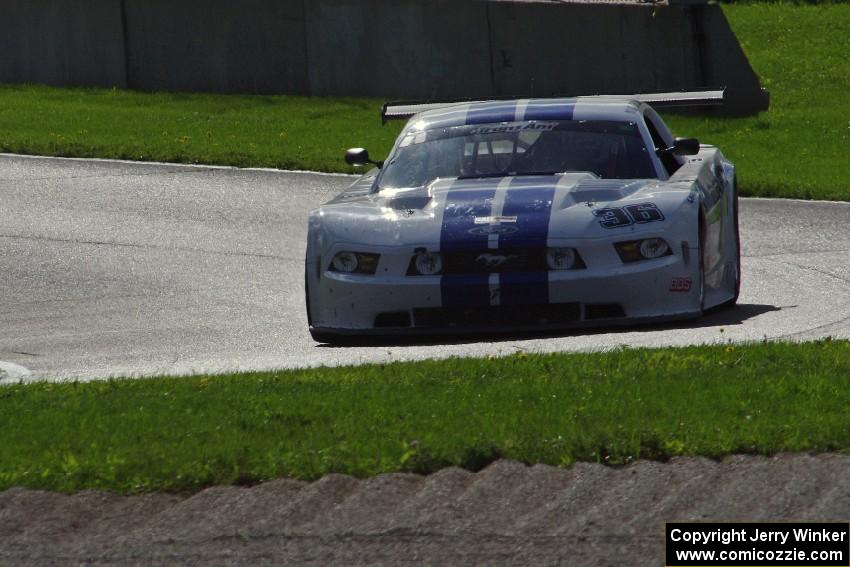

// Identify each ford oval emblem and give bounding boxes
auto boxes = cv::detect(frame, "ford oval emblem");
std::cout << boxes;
[467,225,519,236]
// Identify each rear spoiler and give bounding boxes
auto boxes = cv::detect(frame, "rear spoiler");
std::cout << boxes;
[381,89,725,123]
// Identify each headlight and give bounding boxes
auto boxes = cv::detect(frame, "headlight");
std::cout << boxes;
[615,238,672,263]
[330,252,379,274]
[413,252,443,275]
[545,247,576,270]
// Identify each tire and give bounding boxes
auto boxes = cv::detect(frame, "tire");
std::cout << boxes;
[697,210,706,313]
[715,182,741,310]
[305,270,358,345]
[305,271,313,327]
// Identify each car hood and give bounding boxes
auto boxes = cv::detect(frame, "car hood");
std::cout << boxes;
[310,172,695,249]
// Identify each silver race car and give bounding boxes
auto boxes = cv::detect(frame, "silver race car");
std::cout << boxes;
[306,92,740,342]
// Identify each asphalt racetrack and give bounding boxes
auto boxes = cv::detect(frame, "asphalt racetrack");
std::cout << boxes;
[1,154,848,382]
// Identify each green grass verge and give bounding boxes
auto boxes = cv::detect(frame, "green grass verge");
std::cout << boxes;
[662,3,850,201]
[2,339,849,494]
[0,4,847,200]
[0,86,402,173]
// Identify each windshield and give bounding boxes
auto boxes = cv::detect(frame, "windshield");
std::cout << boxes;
[379,120,656,190]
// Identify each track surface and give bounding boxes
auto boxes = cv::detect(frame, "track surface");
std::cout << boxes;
[3,455,850,566]
[1,154,848,381]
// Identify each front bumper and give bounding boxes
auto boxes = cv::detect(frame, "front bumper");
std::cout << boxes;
[307,250,702,337]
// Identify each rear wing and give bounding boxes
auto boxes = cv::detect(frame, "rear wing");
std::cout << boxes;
[381,89,725,123]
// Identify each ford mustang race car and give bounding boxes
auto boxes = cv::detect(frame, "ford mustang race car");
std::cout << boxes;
[305,92,740,342]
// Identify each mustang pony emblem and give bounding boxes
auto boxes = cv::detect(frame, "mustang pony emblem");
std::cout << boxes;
[475,253,519,268]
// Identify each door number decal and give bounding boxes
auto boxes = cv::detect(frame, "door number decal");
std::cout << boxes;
[593,202,664,229]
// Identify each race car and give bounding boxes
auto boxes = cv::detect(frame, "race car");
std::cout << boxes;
[305,92,740,342]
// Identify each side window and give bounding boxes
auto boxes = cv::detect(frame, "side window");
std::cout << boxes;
[644,113,680,176]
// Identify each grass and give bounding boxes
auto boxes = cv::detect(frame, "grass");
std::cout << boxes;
[662,3,850,200]
[0,86,402,173]
[0,4,848,200]
[1,339,849,494]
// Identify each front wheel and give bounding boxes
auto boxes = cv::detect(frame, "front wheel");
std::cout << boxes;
[715,185,741,310]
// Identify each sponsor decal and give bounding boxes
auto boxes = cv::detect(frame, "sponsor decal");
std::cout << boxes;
[468,122,557,135]
[670,277,692,292]
[474,215,518,224]
[467,225,519,236]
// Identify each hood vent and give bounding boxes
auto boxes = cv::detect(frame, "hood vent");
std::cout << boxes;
[387,195,433,211]
[570,179,647,204]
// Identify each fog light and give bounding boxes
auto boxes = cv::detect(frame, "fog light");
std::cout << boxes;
[546,247,576,270]
[639,238,670,259]
[615,239,672,263]
[414,252,443,275]
[331,251,359,272]
[330,252,380,274]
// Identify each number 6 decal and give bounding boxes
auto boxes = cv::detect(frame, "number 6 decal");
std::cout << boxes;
[594,202,664,229]
[625,203,665,223]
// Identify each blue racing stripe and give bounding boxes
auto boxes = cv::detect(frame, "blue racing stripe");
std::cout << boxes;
[498,180,556,249]
[498,179,556,305]
[522,99,576,122]
[465,102,519,125]
[440,187,496,307]
[439,188,497,251]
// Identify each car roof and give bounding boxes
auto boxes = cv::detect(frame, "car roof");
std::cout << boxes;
[404,97,645,132]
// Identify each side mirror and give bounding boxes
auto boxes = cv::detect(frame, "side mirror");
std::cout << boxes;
[658,138,700,157]
[670,137,700,156]
[345,147,383,168]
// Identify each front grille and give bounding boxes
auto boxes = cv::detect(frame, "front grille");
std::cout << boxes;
[413,303,581,328]
[407,248,586,276]
[444,248,549,274]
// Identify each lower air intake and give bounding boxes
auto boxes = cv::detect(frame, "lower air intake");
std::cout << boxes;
[584,303,626,320]
[374,311,412,328]
[413,303,580,329]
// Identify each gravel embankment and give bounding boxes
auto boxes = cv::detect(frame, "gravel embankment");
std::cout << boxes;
[2,454,849,566]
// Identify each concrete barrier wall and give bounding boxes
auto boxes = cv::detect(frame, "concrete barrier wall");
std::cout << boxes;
[0,0,126,88]
[488,2,702,98]
[123,0,308,94]
[305,0,494,99]
[0,0,768,113]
